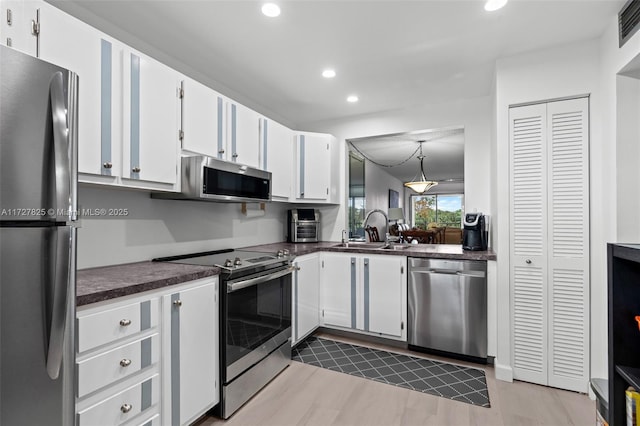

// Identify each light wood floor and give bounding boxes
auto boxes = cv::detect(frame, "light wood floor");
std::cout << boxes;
[195,332,595,426]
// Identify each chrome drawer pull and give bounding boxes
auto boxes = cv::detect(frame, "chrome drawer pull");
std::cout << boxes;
[103,162,113,169]
[119,319,132,326]
[119,358,131,367]
[120,403,132,413]
[173,300,182,307]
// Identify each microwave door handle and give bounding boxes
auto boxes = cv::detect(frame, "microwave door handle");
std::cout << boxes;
[227,267,295,293]
[50,71,71,221]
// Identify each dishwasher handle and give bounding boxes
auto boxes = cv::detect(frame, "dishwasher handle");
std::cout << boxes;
[412,268,486,278]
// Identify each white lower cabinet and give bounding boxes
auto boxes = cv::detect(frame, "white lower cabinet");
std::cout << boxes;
[292,253,320,345]
[320,252,407,341]
[76,293,162,426]
[77,374,160,426]
[76,276,219,426]
[162,279,219,426]
[319,253,354,329]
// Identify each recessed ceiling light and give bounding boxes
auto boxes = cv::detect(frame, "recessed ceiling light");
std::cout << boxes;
[322,69,336,78]
[484,0,507,11]
[347,95,359,103]
[261,3,281,17]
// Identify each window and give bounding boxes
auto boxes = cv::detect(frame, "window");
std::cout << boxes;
[411,194,464,228]
[348,153,365,239]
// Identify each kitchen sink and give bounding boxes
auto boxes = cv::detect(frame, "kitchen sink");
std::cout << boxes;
[334,242,388,249]
[378,243,412,250]
[333,242,412,250]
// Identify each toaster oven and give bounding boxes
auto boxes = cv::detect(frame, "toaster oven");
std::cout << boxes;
[287,209,319,242]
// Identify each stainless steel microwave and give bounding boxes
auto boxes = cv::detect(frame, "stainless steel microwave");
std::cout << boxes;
[153,156,271,203]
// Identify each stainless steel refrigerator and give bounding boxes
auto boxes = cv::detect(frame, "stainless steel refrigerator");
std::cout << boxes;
[0,45,78,425]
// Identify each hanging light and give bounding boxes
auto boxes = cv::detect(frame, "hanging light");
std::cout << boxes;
[404,141,438,194]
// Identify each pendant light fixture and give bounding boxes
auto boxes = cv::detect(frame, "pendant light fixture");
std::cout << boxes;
[404,141,438,194]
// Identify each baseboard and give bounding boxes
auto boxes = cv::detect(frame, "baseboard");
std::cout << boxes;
[494,362,513,382]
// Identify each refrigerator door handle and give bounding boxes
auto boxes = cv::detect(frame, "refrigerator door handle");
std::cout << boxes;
[50,72,71,221]
[46,226,71,379]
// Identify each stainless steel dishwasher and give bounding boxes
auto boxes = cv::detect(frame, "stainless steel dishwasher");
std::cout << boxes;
[408,258,487,361]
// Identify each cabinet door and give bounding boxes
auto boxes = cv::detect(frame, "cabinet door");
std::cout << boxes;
[293,254,320,343]
[509,98,590,393]
[295,133,330,200]
[321,253,354,329]
[546,98,589,392]
[123,50,178,185]
[366,255,406,338]
[0,0,37,56]
[509,103,548,387]
[38,3,119,179]
[228,101,260,168]
[168,280,219,426]
[181,77,224,158]
[260,118,293,200]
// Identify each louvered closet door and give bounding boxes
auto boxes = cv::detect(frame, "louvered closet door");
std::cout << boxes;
[547,98,589,392]
[509,98,590,393]
[509,104,549,386]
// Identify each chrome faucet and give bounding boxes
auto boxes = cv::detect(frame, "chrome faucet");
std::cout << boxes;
[362,209,389,242]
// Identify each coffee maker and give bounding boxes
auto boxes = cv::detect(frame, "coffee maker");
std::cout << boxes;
[462,212,488,251]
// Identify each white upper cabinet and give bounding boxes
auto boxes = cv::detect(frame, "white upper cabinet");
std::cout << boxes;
[0,0,38,56]
[37,2,120,183]
[260,118,293,200]
[38,3,179,190]
[226,101,261,168]
[180,77,224,159]
[121,49,179,186]
[294,132,332,201]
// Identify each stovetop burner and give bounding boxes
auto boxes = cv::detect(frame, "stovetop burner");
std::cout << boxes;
[153,248,292,277]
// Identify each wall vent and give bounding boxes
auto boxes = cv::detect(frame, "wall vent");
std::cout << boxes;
[620,0,640,47]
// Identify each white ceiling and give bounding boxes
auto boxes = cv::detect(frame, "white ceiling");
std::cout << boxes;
[49,0,623,129]
[348,127,465,184]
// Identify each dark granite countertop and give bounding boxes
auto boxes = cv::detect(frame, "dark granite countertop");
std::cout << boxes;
[77,261,220,306]
[241,241,497,261]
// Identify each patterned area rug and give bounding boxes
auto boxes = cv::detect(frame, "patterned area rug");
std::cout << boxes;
[292,336,490,407]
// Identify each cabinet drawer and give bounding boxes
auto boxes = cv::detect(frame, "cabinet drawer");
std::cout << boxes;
[78,299,158,353]
[78,374,159,426]
[133,413,160,426]
[78,334,159,397]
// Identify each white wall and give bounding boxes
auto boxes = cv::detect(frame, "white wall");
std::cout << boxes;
[493,38,603,381]
[76,185,290,268]
[596,15,640,382]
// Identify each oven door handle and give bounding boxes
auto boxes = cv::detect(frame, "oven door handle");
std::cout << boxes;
[227,266,295,293]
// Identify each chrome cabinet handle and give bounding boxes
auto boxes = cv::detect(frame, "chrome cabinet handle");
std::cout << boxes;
[525,259,532,264]
[232,153,239,158]
[132,166,140,173]
[119,358,131,367]
[119,319,132,326]
[173,300,182,307]
[218,149,225,154]
[120,403,132,413]
[103,162,113,169]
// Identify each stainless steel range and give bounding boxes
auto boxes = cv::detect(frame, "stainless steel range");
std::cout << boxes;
[154,248,293,418]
